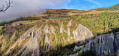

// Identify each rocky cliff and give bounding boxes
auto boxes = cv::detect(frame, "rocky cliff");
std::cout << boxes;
[0,19,119,56]
[71,32,119,56]
[2,19,93,56]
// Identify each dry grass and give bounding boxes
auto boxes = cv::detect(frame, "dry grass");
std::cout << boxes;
[11,20,41,25]
[81,10,104,15]
[20,36,31,46]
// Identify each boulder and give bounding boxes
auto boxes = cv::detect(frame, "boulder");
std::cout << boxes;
[73,24,93,42]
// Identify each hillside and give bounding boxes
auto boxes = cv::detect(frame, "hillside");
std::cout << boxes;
[0,4,119,56]
[95,3,119,11]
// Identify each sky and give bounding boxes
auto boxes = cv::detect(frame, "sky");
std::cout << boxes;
[0,0,119,22]
[0,0,71,22]
[52,0,119,10]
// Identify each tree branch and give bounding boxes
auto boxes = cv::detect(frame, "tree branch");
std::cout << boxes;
[0,0,13,13]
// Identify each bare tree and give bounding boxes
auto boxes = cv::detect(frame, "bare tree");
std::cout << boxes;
[0,0,13,13]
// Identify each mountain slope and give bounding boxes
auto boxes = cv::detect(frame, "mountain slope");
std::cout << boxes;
[0,8,119,56]
[95,3,119,11]
[71,32,119,56]
[1,19,93,56]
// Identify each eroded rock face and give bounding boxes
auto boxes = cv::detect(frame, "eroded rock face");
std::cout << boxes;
[72,32,119,56]
[3,19,119,56]
[4,20,94,56]
[114,32,119,53]
[67,19,72,37]
[18,26,37,45]
[16,26,41,56]
[5,26,37,55]
[50,25,55,35]
[91,33,114,56]
[11,32,16,40]
[60,24,64,34]
[73,24,93,42]
[44,24,50,34]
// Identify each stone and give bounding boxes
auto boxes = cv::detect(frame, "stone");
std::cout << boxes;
[73,33,119,56]
[73,24,93,42]
[60,24,64,34]
[44,24,50,33]
[114,32,119,53]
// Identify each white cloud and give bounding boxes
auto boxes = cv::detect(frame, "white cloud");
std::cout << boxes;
[86,0,102,6]
[0,0,71,22]
[91,5,96,8]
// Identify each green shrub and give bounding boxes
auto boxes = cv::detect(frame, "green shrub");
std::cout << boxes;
[42,20,46,22]
[79,50,96,56]
[50,22,59,26]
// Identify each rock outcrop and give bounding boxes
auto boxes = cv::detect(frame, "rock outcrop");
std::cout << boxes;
[5,26,37,55]
[73,24,93,42]
[5,19,119,56]
[72,32,119,56]
[4,20,94,56]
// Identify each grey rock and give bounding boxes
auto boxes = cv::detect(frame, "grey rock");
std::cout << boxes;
[92,33,114,56]
[73,24,93,42]
[114,32,119,53]
[5,26,37,55]
[11,32,16,40]
[67,19,72,27]
[50,25,55,35]
[4,21,97,56]
[116,50,119,56]
[74,46,84,51]
[44,34,50,52]
[60,24,64,34]
[73,32,119,56]
[44,24,50,33]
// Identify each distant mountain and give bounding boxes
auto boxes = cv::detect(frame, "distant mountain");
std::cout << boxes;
[95,3,119,11]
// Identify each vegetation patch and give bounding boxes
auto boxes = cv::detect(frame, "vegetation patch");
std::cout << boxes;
[0,26,3,30]
[79,50,96,56]
[50,22,59,26]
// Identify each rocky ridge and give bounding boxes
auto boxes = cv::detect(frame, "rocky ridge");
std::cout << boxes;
[4,20,93,56]
[71,32,119,56]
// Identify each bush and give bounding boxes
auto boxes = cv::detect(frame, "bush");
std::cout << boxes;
[50,22,59,26]
[42,20,46,22]
[79,50,96,56]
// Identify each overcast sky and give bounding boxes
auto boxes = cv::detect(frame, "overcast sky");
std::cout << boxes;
[0,0,71,22]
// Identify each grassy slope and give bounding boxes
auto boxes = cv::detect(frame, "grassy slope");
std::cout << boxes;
[95,3,119,11]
